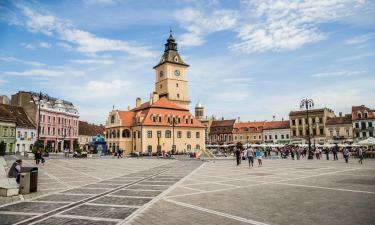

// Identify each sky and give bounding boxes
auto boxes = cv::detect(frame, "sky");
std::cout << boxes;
[0,0,374,124]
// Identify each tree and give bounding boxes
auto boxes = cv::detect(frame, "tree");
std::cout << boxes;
[73,139,81,153]
[0,141,6,156]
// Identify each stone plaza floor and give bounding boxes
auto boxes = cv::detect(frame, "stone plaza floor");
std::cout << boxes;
[0,156,374,225]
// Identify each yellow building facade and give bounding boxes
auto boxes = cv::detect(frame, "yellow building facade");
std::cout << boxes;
[105,32,205,155]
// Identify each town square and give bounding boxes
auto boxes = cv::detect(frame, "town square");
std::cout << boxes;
[0,0,375,225]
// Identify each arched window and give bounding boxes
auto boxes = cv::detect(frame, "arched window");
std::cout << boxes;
[358,113,362,119]
[364,112,368,118]
[111,130,116,138]
[165,130,171,138]
[122,129,131,138]
[117,130,120,138]
[111,115,115,123]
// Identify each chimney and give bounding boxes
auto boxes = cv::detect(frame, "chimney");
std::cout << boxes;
[237,117,240,122]
[136,97,141,108]
[152,92,159,104]
[339,112,342,117]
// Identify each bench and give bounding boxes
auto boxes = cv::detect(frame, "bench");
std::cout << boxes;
[0,157,19,197]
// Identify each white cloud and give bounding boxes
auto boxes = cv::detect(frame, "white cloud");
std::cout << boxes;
[70,59,115,65]
[15,4,155,58]
[233,0,367,53]
[311,70,366,78]
[344,33,375,45]
[0,56,45,66]
[21,42,35,50]
[4,68,85,77]
[175,8,238,47]
[38,42,51,48]
[337,51,375,62]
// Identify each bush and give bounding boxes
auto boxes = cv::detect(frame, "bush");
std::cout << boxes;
[0,141,6,156]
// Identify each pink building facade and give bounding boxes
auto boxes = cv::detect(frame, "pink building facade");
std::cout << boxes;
[11,91,79,152]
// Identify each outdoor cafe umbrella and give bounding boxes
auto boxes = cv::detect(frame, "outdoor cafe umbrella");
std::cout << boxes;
[357,137,375,146]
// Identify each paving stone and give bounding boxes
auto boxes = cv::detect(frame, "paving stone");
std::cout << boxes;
[35,194,92,202]
[82,184,122,189]
[33,216,118,225]
[111,189,162,197]
[138,181,175,185]
[0,213,34,225]
[0,201,68,213]
[61,188,108,195]
[61,204,136,219]
[91,196,151,206]
[127,184,169,191]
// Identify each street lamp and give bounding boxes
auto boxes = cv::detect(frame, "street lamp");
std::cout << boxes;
[170,117,177,154]
[30,92,45,150]
[300,98,314,160]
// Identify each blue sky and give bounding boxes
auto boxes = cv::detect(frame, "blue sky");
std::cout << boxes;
[0,0,374,124]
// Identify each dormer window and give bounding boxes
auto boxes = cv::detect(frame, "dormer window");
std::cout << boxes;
[358,113,362,119]
[111,115,115,124]
[364,112,368,118]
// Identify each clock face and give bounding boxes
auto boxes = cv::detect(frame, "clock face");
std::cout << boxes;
[159,71,164,77]
[174,70,180,76]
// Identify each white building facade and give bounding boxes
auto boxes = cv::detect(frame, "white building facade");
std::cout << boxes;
[263,128,291,144]
[15,127,37,154]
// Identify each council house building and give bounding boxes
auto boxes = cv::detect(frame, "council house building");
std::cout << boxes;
[105,32,205,155]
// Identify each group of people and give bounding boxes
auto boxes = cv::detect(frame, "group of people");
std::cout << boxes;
[233,144,369,166]
[235,146,263,167]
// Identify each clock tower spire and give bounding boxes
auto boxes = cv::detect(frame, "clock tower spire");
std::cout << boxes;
[153,31,190,109]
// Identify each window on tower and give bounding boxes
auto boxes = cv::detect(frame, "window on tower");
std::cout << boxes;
[177,94,180,98]
[176,83,179,87]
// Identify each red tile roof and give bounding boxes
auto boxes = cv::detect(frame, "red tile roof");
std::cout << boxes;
[352,105,374,120]
[263,121,290,130]
[326,114,352,125]
[211,119,236,128]
[114,97,203,128]
[79,121,105,136]
[0,104,35,128]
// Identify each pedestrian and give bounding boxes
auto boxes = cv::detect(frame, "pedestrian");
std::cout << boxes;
[291,148,295,160]
[333,144,339,160]
[296,147,301,160]
[117,148,122,159]
[256,148,262,166]
[35,150,42,166]
[325,148,329,160]
[64,148,69,158]
[358,148,364,164]
[343,147,350,163]
[247,146,254,168]
[235,147,241,166]
[8,159,22,184]
[315,148,320,160]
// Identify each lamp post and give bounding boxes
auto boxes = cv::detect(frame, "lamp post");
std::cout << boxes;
[300,98,314,160]
[170,118,177,154]
[30,92,45,150]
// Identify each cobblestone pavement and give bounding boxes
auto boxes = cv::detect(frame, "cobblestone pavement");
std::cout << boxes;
[129,158,375,225]
[1,157,374,225]
[0,158,203,224]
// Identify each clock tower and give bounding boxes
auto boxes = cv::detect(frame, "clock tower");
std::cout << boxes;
[153,31,190,109]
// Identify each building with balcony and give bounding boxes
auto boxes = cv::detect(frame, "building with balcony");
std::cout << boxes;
[11,91,79,152]
[352,105,374,141]
[289,108,335,145]
[325,113,353,144]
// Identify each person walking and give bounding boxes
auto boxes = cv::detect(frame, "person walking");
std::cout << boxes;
[8,159,22,184]
[35,150,42,166]
[235,147,241,166]
[247,146,254,168]
[325,148,330,160]
[333,144,339,161]
[358,148,364,164]
[256,148,262,166]
[296,147,301,160]
[343,147,350,163]
[117,148,123,159]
